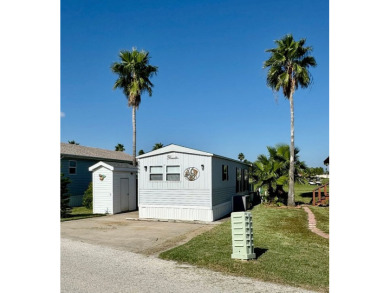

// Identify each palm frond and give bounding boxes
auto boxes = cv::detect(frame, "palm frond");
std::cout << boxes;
[111,48,158,108]
[263,34,316,99]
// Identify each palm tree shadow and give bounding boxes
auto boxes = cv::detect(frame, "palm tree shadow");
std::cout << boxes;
[296,191,314,205]
[254,247,268,259]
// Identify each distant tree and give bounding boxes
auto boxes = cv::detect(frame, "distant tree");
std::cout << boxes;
[115,143,125,151]
[68,140,79,145]
[304,167,325,178]
[111,48,158,166]
[138,149,145,155]
[263,34,316,206]
[152,143,164,150]
[254,144,307,205]
[61,173,72,217]
[238,153,245,162]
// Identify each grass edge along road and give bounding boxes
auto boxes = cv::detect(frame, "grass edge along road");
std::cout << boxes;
[160,205,329,293]
[61,207,105,222]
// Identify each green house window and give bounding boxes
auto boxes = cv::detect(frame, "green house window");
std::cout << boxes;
[69,160,77,175]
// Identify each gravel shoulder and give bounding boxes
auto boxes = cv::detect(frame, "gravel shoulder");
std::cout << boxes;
[61,238,316,293]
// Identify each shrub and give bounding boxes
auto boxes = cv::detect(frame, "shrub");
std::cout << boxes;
[83,182,93,209]
[61,173,72,218]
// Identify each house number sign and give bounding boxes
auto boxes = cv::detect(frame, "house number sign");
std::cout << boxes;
[167,155,178,159]
[184,167,200,181]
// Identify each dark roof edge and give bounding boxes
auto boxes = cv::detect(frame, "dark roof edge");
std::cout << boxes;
[60,154,135,164]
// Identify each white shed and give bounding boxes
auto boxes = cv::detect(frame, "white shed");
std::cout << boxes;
[88,161,138,214]
[136,144,250,222]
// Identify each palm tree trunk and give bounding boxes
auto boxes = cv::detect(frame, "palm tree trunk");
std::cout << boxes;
[288,92,295,206]
[132,106,136,166]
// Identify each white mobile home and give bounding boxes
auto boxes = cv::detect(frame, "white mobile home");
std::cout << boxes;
[137,144,250,222]
[88,161,137,214]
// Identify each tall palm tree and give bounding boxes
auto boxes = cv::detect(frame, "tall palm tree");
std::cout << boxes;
[115,143,125,152]
[152,142,164,150]
[263,34,316,206]
[111,48,158,166]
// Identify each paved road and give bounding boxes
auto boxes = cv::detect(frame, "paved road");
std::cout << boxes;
[61,238,315,293]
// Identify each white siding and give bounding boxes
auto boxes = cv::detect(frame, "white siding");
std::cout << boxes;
[138,152,212,208]
[211,157,247,205]
[137,146,249,222]
[140,189,210,206]
[92,167,113,214]
[112,171,137,214]
[212,201,232,221]
[139,205,213,222]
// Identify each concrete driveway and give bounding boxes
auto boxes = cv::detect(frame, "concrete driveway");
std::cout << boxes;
[61,211,222,255]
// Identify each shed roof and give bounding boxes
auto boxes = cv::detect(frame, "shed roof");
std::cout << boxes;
[137,144,250,166]
[88,161,138,172]
[61,143,134,163]
[324,156,329,165]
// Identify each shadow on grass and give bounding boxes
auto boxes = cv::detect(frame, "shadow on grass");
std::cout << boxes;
[296,191,314,205]
[254,247,268,259]
[300,191,314,198]
[61,213,105,222]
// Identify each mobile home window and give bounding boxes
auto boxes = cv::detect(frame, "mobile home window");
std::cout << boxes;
[244,169,249,191]
[69,160,77,174]
[222,165,229,181]
[236,168,242,192]
[150,166,163,181]
[166,165,180,181]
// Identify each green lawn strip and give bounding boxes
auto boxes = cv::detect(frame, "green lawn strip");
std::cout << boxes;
[292,182,329,205]
[292,183,317,205]
[160,205,329,292]
[61,207,105,222]
[309,206,329,234]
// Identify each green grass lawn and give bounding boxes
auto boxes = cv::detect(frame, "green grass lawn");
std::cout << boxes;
[309,206,329,234]
[160,205,329,292]
[293,182,329,234]
[61,207,105,222]
[292,181,329,205]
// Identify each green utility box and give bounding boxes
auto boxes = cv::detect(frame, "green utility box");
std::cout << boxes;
[231,211,256,260]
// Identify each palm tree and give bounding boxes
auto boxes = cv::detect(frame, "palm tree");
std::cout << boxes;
[238,153,245,162]
[115,143,125,152]
[263,34,316,206]
[152,143,164,150]
[111,48,158,166]
[138,149,145,155]
[254,144,307,204]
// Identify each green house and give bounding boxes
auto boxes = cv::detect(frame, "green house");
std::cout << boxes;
[60,143,134,207]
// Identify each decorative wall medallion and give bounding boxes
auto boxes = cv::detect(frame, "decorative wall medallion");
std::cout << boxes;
[99,174,106,181]
[184,167,200,181]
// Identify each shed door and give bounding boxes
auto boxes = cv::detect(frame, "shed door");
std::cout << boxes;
[120,178,129,212]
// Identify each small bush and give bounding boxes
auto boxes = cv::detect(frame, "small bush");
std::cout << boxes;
[82,182,93,209]
[61,173,72,218]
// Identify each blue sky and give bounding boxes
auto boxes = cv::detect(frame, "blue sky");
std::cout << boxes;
[61,0,329,167]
